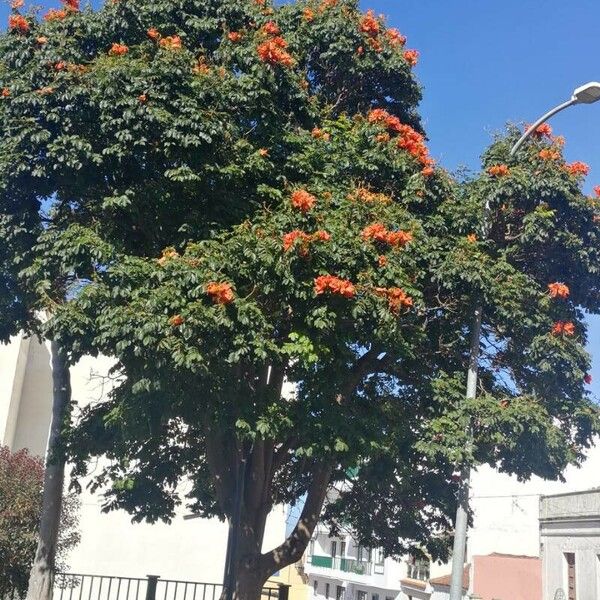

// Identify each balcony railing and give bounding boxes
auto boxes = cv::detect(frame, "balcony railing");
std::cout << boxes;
[308,557,373,576]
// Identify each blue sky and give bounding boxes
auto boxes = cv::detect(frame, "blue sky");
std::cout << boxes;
[2,0,599,396]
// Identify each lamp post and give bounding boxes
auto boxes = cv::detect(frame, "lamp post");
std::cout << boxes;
[447,81,600,600]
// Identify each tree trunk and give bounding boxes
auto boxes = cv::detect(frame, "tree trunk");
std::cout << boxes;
[26,341,71,600]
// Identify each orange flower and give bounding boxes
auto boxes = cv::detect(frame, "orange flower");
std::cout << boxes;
[257,37,293,67]
[386,28,406,47]
[44,8,67,21]
[594,185,600,198]
[551,321,575,336]
[147,28,160,40]
[565,161,590,177]
[374,287,413,313]
[291,189,316,212]
[36,36,48,44]
[303,8,315,22]
[138,94,147,103]
[193,60,210,75]
[421,165,434,177]
[228,31,243,43]
[37,86,54,95]
[206,282,235,304]
[377,255,387,267]
[548,282,570,299]
[367,37,383,53]
[362,223,412,248]
[8,14,29,33]
[169,315,184,327]
[403,49,419,66]
[283,230,310,253]
[488,164,510,177]
[54,61,67,71]
[349,188,391,204]
[359,10,380,37]
[109,43,129,56]
[262,21,280,36]
[467,233,477,243]
[357,46,364,56]
[10,0,24,8]
[159,35,182,50]
[314,275,356,298]
[318,0,338,12]
[533,122,553,138]
[258,148,269,157]
[62,0,79,10]
[539,148,560,161]
[313,230,331,242]
[157,247,179,266]
[311,127,330,141]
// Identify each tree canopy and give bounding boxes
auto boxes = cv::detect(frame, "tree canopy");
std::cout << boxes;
[0,0,599,596]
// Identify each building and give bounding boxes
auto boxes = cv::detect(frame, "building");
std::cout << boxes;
[0,333,287,583]
[540,488,600,600]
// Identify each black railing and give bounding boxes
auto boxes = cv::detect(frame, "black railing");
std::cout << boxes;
[54,574,289,600]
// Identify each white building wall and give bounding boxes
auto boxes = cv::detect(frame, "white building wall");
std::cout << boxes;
[0,336,287,583]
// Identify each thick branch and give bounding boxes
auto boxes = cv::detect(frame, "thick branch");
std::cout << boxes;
[259,461,333,576]
[205,423,238,516]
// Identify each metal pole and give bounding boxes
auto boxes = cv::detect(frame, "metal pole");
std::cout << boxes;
[509,98,576,156]
[448,305,483,600]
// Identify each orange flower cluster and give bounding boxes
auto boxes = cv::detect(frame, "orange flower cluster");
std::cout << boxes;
[349,187,391,204]
[548,282,569,299]
[467,233,477,243]
[314,275,356,298]
[193,59,210,75]
[375,287,413,313]
[359,10,380,37]
[62,0,79,10]
[206,282,235,304]
[532,122,553,138]
[138,94,147,103]
[109,43,129,56]
[488,164,510,177]
[594,185,600,198]
[539,148,560,161]
[377,255,387,267]
[169,315,184,327]
[283,229,330,254]
[361,223,413,248]
[368,109,433,170]
[8,14,29,33]
[257,36,293,67]
[386,28,406,47]
[1,88,9,98]
[228,31,243,42]
[36,36,48,44]
[403,49,419,66]
[303,8,315,22]
[160,35,182,50]
[10,0,24,8]
[318,0,338,12]
[551,321,575,336]
[311,127,330,141]
[44,8,68,21]
[565,161,589,176]
[263,21,280,36]
[147,28,160,40]
[157,247,179,266]
[291,189,316,212]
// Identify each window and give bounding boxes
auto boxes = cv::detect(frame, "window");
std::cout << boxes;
[325,584,330,599]
[357,592,367,600]
[340,541,346,557]
[336,586,344,600]
[372,594,379,600]
[308,539,315,563]
[407,555,431,581]
[331,541,337,557]
[357,546,365,562]
[565,552,576,600]
[313,580,319,597]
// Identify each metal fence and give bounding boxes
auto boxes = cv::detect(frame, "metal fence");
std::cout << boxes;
[54,574,288,600]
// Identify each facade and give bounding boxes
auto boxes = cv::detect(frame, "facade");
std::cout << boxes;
[540,489,600,600]
[0,333,287,583]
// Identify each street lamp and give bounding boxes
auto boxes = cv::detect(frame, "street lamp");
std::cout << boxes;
[448,81,600,600]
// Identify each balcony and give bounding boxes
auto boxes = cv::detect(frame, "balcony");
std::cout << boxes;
[308,556,374,576]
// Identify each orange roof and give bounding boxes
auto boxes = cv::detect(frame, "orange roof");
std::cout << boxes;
[400,578,427,591]
[430,564,470,589]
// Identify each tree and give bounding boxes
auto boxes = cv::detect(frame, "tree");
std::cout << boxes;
[0,1,599,600]
[0,446,80,600]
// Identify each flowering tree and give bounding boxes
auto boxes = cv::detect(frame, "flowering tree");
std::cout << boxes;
[0,447,80,600]
[1,0,599,598]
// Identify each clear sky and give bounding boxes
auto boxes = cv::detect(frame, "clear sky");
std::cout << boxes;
[2,0,599,397]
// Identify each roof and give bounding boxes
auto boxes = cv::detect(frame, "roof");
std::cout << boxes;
[399,578,427,591]
[487,552,540,560]
[430,564,470,590]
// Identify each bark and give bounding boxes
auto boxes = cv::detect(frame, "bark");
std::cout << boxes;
[26,341,71,600]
